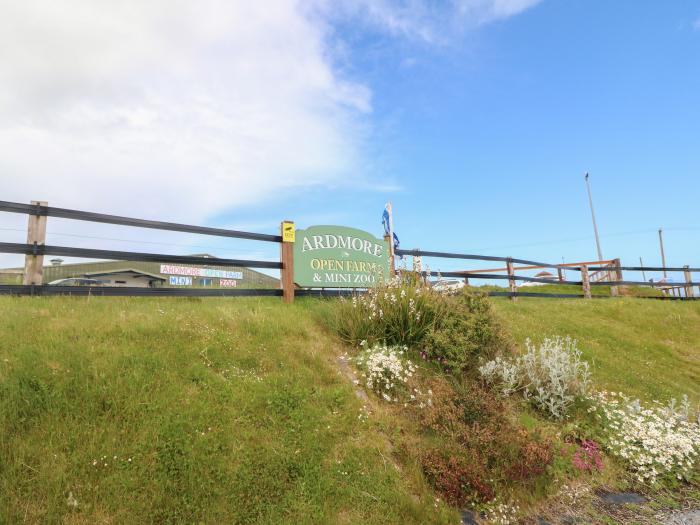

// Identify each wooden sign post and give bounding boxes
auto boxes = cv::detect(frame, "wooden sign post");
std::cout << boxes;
[280,221,295,303]
[23,200,48,286]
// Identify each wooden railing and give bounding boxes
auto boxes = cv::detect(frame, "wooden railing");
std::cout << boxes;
[395,249,699,300]
[0,200,296,302]
[1,199,697,302]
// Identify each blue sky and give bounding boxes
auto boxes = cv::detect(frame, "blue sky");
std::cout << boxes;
[225,1,700,277]
[2,1,699,280]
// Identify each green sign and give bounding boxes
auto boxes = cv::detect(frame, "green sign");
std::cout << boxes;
[294,225,390,288]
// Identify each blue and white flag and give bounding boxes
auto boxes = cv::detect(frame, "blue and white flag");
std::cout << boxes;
[382,202,401,258]
[381,208,390,236]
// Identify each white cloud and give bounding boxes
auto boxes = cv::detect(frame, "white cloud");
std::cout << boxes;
[320,0,542,43]
[326,0,441,42]
[0,1,370,223]
[457,0,542,25]
[0,0,540,232]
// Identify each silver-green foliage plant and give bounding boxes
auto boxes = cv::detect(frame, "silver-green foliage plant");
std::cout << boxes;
[478,356,520,397]
[479,336,591,419]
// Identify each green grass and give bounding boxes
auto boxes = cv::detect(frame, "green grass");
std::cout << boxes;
[0,297,456,524]
[491,297,700,405]
[3,294,699,523]
[477,283,664,297]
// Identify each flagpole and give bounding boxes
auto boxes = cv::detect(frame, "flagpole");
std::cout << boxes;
[387,201,395,274]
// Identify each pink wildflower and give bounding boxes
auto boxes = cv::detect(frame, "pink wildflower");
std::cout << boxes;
[573,440,603,472]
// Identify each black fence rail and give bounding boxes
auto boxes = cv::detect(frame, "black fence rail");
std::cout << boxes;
[588,265,700,272]
[0,200,292,300]
[396,249,570,270]
[0,201,282,243]
[0,242,281,269]
[0,285,283,297]
[429,271,584,286]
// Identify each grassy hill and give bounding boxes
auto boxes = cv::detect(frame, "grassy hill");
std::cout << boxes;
[1,294,699,523]
[0,297,456,524]
[491,296,700,405]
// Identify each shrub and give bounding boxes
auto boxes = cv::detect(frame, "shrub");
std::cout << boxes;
[508,438,554,480]
[334,272,445,347]
[333,276,505,373]
[479,336,591,419]
[421,449,495,505]
[422,288,506,372]
[419,378,497,439]
[414,377,554,505]
[591,391,700,484]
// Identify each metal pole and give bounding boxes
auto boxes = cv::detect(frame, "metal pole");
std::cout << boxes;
[639,256,647,282]
[658,229,667,278]
[584,173,604,261]
[387,202,395,274]
[559,256,566,282]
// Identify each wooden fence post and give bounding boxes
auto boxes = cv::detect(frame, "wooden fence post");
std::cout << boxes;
[581,264,592,299]
[506,258,517,301]
[557,267,564,282]
[22,200,48,286]
[684,265,694,298]
[280,221,294,303]
[610,258,622,297]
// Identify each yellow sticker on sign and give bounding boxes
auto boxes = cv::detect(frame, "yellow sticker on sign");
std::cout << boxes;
[282,221,295,243]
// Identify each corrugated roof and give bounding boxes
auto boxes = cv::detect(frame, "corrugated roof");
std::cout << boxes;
[83,268,166,281]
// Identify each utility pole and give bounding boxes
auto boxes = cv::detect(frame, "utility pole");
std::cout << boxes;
[584,173,604,262]
[639,256,647,282]
[560,256,566,282]
[658,229,667,279]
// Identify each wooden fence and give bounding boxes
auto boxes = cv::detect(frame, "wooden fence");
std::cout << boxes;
[0,199,697,302]
[0,200,295,302]
[395,249,700,300]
